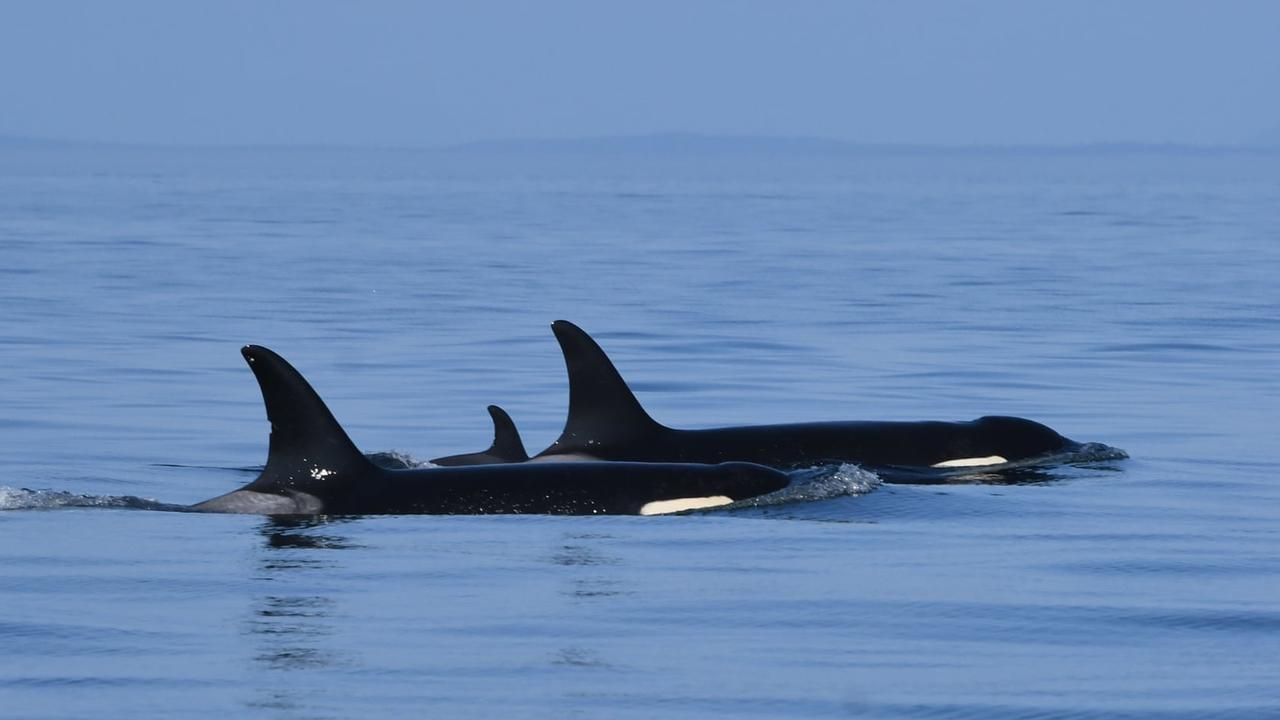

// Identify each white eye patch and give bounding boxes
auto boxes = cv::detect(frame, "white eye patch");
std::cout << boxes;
[931,455,1008,468]
[639,495,734,515]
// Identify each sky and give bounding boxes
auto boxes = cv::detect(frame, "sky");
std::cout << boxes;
[1,1,1277,147]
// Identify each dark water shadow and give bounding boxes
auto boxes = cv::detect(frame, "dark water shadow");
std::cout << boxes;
[151,450,424,474]
[150,462,261,473]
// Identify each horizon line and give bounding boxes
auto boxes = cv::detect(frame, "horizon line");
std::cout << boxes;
[1,131,1276,154]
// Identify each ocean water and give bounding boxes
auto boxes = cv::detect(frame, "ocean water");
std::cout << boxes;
[1,144,1278,719]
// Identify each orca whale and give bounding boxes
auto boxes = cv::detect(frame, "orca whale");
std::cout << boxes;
[431,405,530,466]
[190,346,789,515]
[521,321,1086,470]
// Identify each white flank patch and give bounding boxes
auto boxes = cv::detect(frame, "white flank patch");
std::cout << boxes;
[931,455,1008,468]
[639,495,733,516]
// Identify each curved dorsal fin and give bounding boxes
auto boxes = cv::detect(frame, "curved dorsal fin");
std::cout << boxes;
[240,345,371,489]
[542,320,665,454]
[430,405,530,466]
[484,405,530,462]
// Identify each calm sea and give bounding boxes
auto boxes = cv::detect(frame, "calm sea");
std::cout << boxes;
[2,143,1278,719]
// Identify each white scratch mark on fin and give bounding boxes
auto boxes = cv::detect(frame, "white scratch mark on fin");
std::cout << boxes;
[639,495,733,516]
[931,455,1008,468]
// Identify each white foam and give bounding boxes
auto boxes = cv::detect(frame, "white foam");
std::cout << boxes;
[722,463,882,510]
[367,450,431,469]
[0,486,169,511]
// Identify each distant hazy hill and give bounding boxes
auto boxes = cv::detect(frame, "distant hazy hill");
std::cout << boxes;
[0,134,147,150]
[0,131,864,154]
[449,133,860,155]
[0,134,76,148]
[447,134,1271,156]
[2,132,1271,154]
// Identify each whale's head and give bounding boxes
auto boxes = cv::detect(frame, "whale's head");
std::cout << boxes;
[973,415,1078,459]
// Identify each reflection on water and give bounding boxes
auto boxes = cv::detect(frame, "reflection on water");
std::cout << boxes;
[262,517,362,551]
[548,531,629,674]
[552,646,612,669]
[242,517,358,716]
[567,577,628,599]
[550,540,619,567]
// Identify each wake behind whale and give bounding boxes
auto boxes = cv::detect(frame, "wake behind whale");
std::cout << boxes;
[0,486,183,512]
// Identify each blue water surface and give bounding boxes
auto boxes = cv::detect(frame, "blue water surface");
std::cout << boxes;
[1,144,1278,719]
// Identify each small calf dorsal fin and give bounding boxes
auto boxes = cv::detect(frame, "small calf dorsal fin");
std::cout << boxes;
[541,321,665,455]
[430,405,530,466]
[484,405,530,462]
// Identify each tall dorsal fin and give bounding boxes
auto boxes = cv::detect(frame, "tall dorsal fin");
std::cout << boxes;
[544,320,665,454]
[240,345,372,489]
[430,405,530,466]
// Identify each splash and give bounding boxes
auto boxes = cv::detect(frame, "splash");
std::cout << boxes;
[1056,441,1130,465]
[365,450,433,470]
[985,441,1129,471]
[722,463,883,511]
[0,487,181,512]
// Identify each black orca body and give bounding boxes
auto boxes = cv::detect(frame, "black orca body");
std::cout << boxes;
[191,346,788,516]
[431,405,530,466]
[527,321,1085,470]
